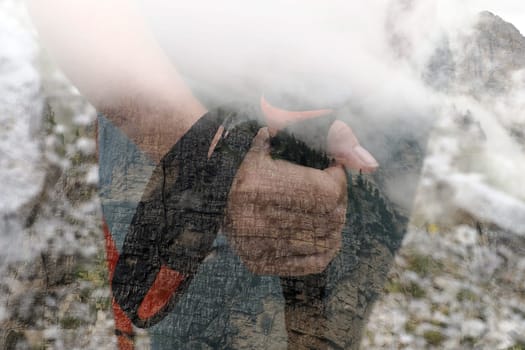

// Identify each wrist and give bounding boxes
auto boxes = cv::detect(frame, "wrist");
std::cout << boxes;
[101,95,207,163]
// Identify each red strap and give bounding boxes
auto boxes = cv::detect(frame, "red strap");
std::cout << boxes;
[138,266,185,320]
[103,219,185,348]
[116,335,134,350]
[103,220,119,281]
[103,221,134,349]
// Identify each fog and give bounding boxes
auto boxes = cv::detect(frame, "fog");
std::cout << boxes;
[131,0,525,211]
[2,1,525,347]
[136,0,445,110]
[27,0,525,210]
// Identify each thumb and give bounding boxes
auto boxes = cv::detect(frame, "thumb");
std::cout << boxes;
[323,164,348,194]
[250,127,272,153]
[328,120,378,173]
[260,96,333,132]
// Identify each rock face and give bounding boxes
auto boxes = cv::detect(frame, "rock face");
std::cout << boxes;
[2,2,525,350]
[0,1,45,269]
[364,10,525,350]
[420,11,525,232]
[0,2,112,349]
[425,11,525,97]
[456,11,525,96]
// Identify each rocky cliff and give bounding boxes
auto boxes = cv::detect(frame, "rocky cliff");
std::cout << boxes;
[364,10,525,350]
[1,2,525,350]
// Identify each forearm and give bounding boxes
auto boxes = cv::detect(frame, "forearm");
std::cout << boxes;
[27,0,206,161]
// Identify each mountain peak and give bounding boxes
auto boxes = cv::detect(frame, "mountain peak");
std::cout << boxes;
[476,10,524,39]
[426,10,525,96]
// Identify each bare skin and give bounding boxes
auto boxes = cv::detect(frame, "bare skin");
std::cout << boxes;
[225,127,348,275]
[28,0,378,276]
[225,98,377,275]
[28,0,206,162]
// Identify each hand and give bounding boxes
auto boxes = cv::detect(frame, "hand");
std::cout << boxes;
[224,100,378,276]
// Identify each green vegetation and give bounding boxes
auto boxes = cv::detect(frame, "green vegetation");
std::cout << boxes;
[74,252,112,313]
[429,319,448,328]
[506,344,525,350]
[405,253,443,277]
[456,288,480,303]
[461,336,477,347]
[59,316,83,329]
[406,282,426,298]
[404,318,420,333]
[384,280,426,298]
[75,252,109,290]
[384,280,403,294]
[423,330,445,346]
[430,303,450,316]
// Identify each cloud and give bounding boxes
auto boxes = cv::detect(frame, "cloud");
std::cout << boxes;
[29,0,525,210]
[135,0,441,110]
[131,0,525,211]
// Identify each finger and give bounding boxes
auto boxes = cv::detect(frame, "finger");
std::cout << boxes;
[207,125,225,159]
[327,120,378,173]
[323,164,347,194]
[260,96,333,131]
[234,127,348,210]
[250,127,271,152]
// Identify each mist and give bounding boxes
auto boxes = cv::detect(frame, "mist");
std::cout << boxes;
[28,0,525,210]
[2,1,525,347]
[133,0,523,210]
[135,0,441,111]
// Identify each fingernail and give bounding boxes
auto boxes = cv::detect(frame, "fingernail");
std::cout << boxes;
[353,145,378,167]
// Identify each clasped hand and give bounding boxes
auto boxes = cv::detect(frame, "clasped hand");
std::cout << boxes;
[224,99,378,276]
